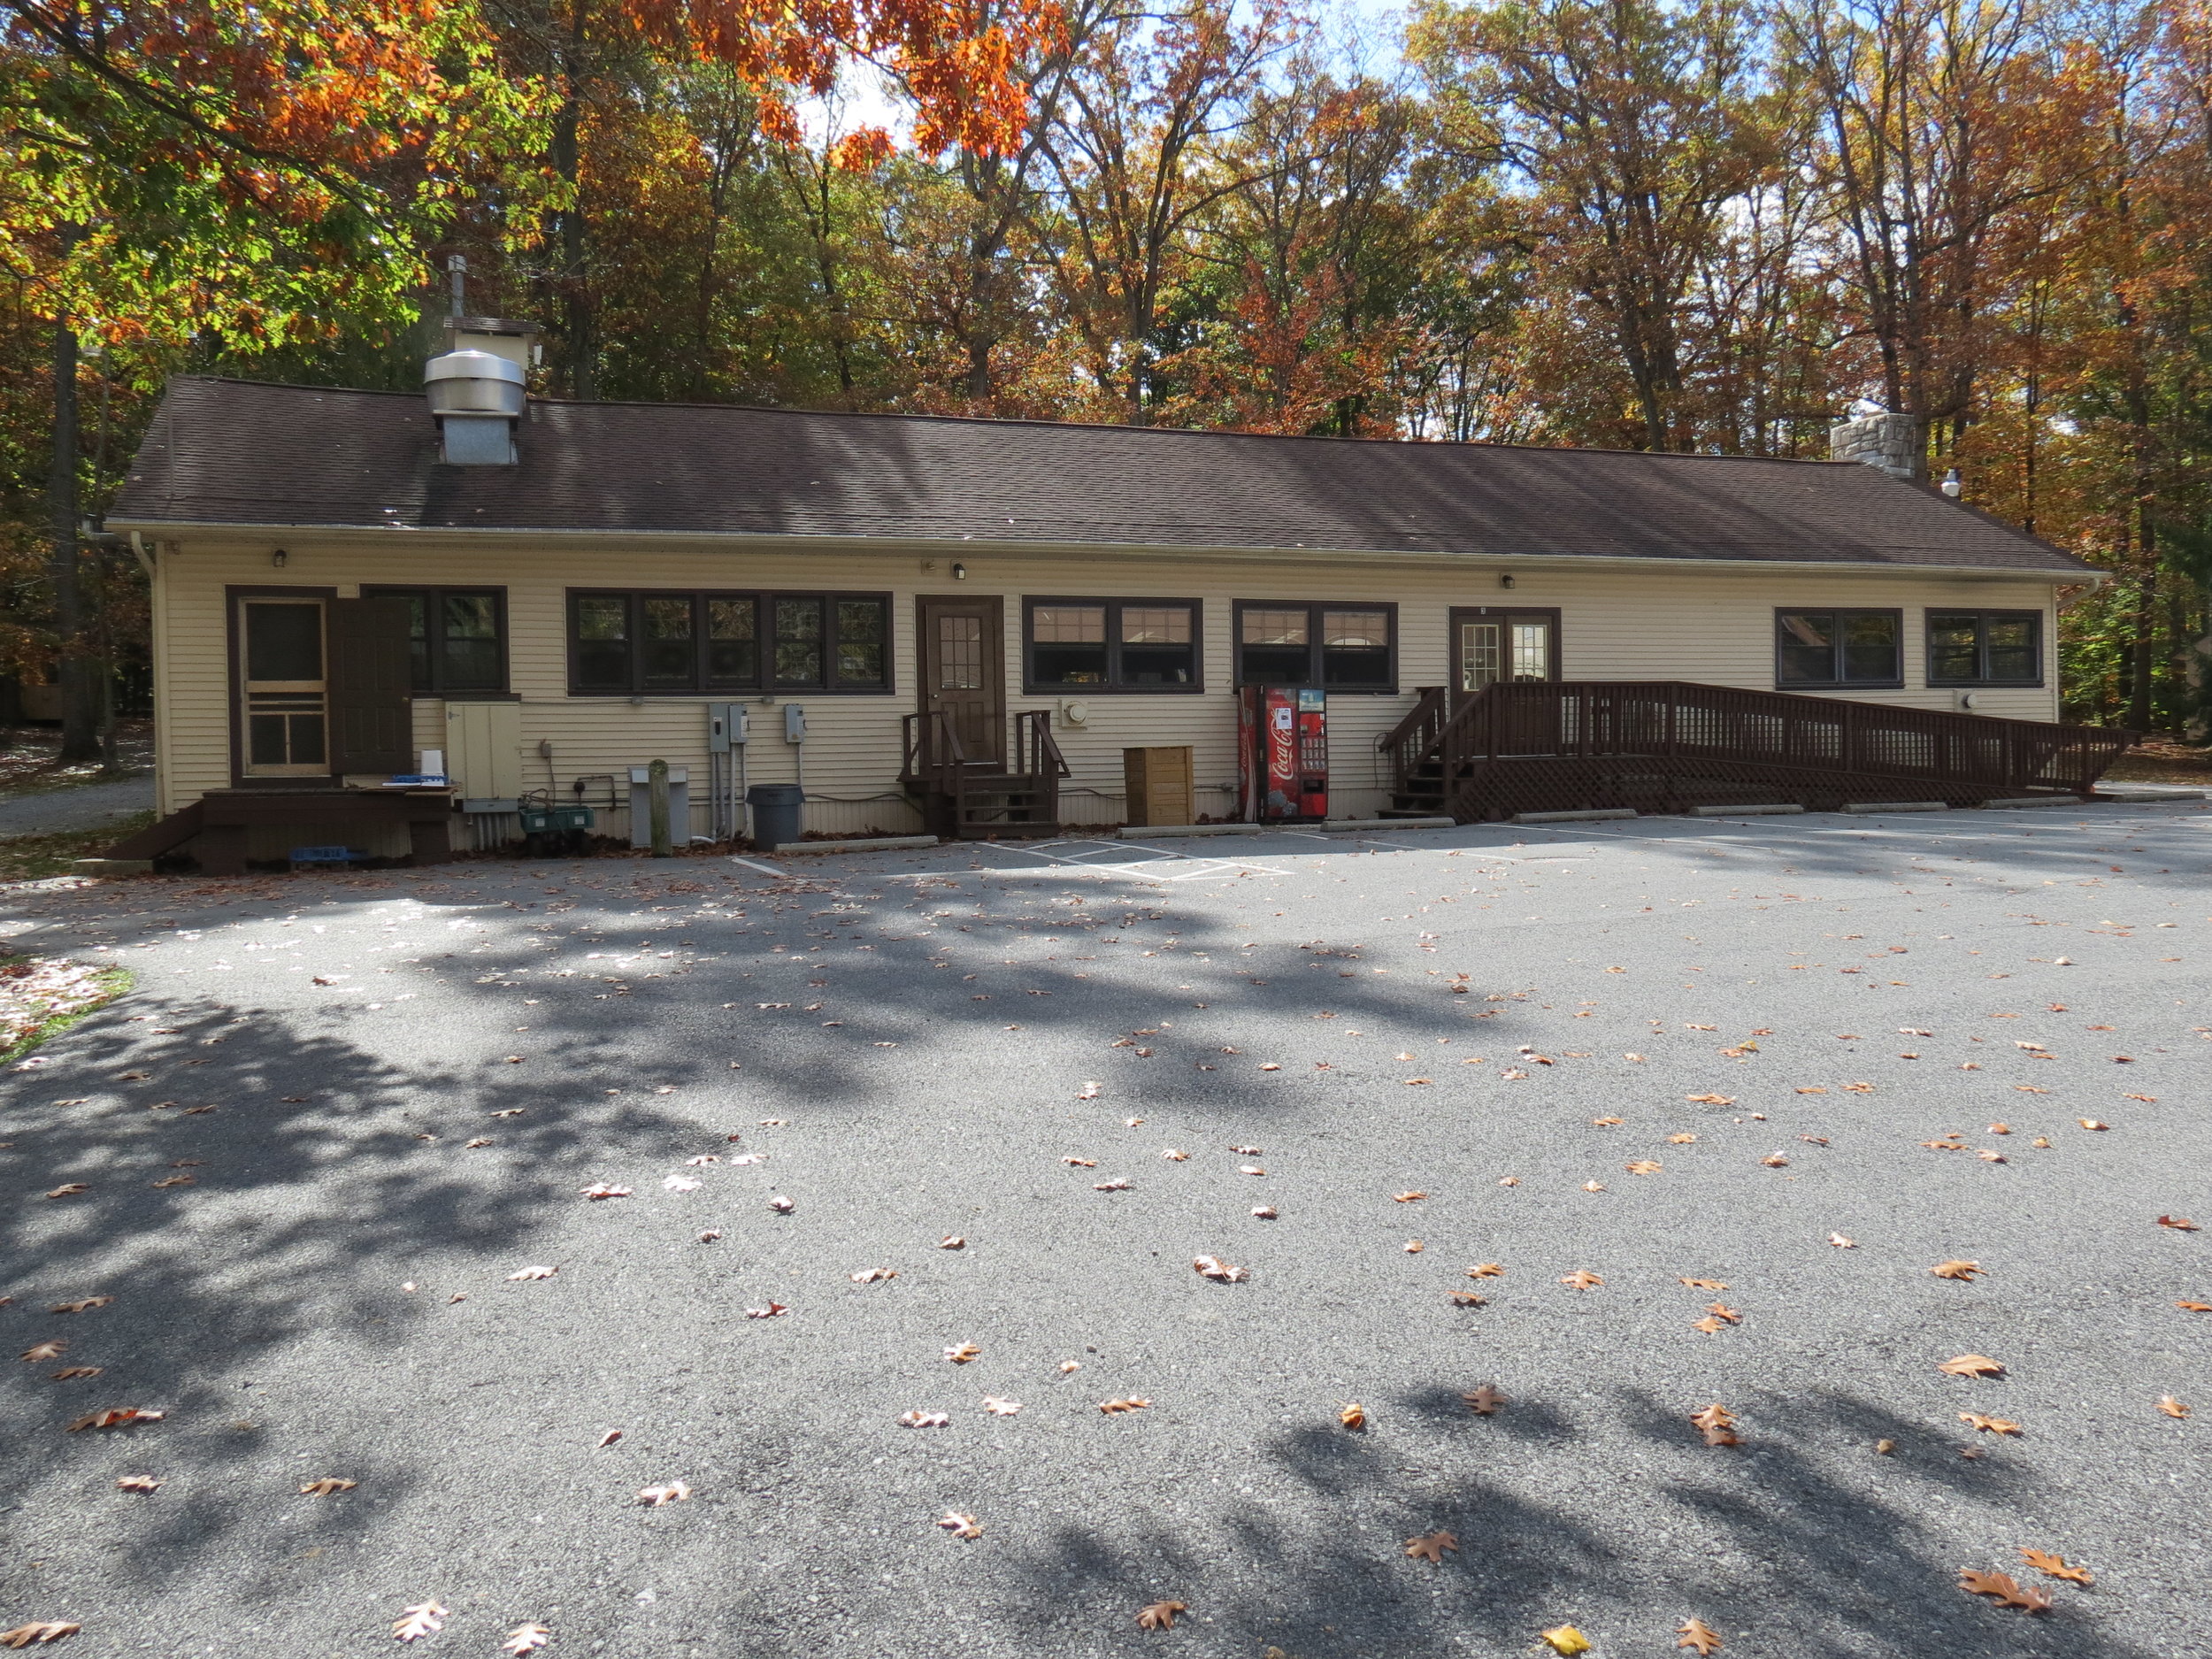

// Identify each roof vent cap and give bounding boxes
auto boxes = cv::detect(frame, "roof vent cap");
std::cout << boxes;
[425,349,524,465]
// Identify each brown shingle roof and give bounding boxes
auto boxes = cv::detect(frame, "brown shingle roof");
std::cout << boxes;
[111,377,2091,575]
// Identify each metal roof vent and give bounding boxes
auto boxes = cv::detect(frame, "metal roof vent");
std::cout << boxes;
[426,349,524,465]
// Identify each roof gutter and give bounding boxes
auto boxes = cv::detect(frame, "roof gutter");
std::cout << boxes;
[103,515,2103,586]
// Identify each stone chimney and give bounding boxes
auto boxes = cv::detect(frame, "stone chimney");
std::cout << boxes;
[1829,411,1923,481]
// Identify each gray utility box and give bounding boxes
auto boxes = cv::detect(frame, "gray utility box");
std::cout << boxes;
[628,766,690,849]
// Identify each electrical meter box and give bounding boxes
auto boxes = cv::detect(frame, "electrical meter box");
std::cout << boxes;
[708,703,748,752]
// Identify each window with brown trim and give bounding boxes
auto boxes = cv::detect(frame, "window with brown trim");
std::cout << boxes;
[567,591,890,695]
[1926,610,2042,686]
[1022,597,1202,692]
[1233,601,1396,690]
[1775,609,1903,688]
[363,587,507,694]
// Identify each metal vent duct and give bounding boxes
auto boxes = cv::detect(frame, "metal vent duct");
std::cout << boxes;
[425,349,525,465]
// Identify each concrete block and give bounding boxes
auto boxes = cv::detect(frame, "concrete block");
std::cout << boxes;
[772,835,941,855]
[1978,796,2078,810]
[1688,803,1805,818]
[1512,808,1637,825]
[1320,817,1456,833]
[1118,822,1264,839]
[1842,802,1947,814]
[69,858,153,877]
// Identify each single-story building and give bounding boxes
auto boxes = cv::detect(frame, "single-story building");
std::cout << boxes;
[103,319,2129,871]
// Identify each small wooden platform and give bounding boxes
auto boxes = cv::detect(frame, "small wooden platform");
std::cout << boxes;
[105,788,456,875]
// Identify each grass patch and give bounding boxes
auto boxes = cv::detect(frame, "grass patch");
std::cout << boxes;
[0,955,133,1065]
[0,809,157,881]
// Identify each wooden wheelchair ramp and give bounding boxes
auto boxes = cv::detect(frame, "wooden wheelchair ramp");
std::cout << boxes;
[1380,681,2135,821]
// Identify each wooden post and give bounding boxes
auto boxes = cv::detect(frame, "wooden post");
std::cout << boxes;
[649,757,672,857]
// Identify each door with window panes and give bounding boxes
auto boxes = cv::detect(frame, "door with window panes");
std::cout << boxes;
[918,595,1003,764]
[1448,608,1559,699]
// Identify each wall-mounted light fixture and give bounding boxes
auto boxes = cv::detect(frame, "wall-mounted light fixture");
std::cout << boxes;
[1498,572,1516,590]
[952,562,968,580]
[1940,467,1963,499]
[271,549,288,569]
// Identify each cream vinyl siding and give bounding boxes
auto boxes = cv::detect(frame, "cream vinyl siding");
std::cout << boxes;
[150,537,2067,828]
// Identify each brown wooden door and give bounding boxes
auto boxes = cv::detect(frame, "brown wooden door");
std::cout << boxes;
[918,595,1003,765]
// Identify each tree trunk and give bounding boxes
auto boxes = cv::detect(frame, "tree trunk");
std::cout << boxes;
[50,319,99,763]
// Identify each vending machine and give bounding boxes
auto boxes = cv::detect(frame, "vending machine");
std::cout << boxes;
[1237,685,1328,822]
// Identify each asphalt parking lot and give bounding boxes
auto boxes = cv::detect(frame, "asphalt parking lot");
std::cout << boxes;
[3,802,2208,1659]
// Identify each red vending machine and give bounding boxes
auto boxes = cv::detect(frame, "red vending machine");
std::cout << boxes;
[1238,686,1327,822]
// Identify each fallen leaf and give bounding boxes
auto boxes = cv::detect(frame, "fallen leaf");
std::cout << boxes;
[1099,1398,1152,1415]
[1760,1153,1790,1168]
[47,1367,102,1380]
[1626,1161,1663,1175]
[596,1429,622,1448]
[1686,1094,1734,1105]
[767,1195,795,1213]
[1582,1181,1607,1193]
[697,1230,722,1242]
[2157,1215,2199,1231]
[2017,1548,2093,1585]
[1462,1385,1508,1414]
[1403,1240,1424,1253]
[1678,1277,1727,1289]
[662,1175,702,1193]
[1828,1233,1856,1248]
[1252,1205,1278,1218]
[744,1303,787,1319]
[636,1480,691,1505]
[1468,1263,1506,1278]
[1677,1617,1724,1655]
[1449,1291,1487,1307]
[898,1411,951,1428]
[2179,1300,2212,1312]
[47,1299,110,1314]
[1703,1302,1742,1322]
[1094,1178,1134,1191]
[1163,1148,1188,1161]
[982,1396,1022,1416]
[946,1342,981,1364]
[1061,1156,1096,1168]
[579,1184,631,1201]
[0,1624,81,1647]
[501,1624,551,1655]
[65,1408,161,1432]
[393,1603,448,1641]
[1692,1316,1729,1334]
[508,1265,557,1281]
[1193,1256,1247,1283]
[1340,1402,1367,1431]
[2078,1118,2109,1132]
[936,1511,983,1540]
[939,1235,965,1249]
[115,1475,163,1493]
[21,1341,66,1363]
[1939,1354,2005,1378]
[2156,1395,2191,1418]
[1560,1269,1603,1290]
[1690,1403,1738,1447]
[1540,1627,1593,1655]
[1957,1569,2051,1612]
[1404,1530,1458,1563]
[849,1268,898,1283]
[1960,1414,2022,1434]
[1135,1601,1186,1631]
[1932,1261,1983,1280]
[1230,1145,1263,1156]
[299,1477,357,1494]
[1393,1190,1428,1202]
[42,1185,87,1200]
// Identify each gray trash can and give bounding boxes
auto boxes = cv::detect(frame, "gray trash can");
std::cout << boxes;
[746,783,805,851]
